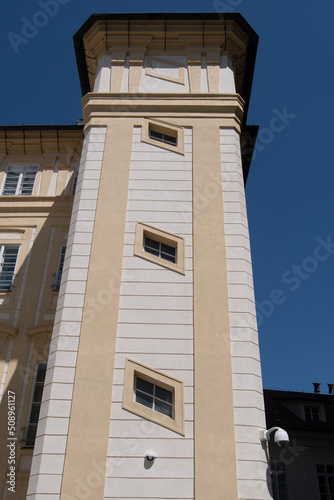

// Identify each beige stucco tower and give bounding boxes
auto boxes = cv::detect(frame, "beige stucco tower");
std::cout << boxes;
[23,13,269,500]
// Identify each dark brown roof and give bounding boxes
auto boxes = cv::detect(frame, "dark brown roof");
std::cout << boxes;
[264,389,334,433]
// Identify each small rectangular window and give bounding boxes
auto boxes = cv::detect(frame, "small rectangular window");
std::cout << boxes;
[2,166,38,195]
[0,245,19,290]
[53,245,66,290]
[271,462,289,500]
[135,375,173,418]
[23,363,47,448]
[134,222,185,275]
[304,405,321,421]
[144,235,176,264]
[149,127,177,147]
[317,464,334,500]
[71,165,79,195]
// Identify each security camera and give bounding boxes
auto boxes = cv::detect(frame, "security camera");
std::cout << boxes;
[145,451,156,462]
[260,427,289,448]
[274,428,289,447]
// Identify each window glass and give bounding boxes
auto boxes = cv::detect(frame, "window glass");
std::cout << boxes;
[317,464,334,500]
[144,235,176,264]
[53,245,66,290]
[135,375,173,418]
[24,363,47,448]
[2,166,38,195]
[0,245,19,290]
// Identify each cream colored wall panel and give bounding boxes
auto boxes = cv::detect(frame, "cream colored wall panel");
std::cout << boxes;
[226,259,253,273]
[229,312,257,329]
[128,190,192,201]
[68,231,93,245]
[230,327,259,343]
[104,477,193,499]
[130,161,192,171]
[225,234,251,248]
[45,366,75,384]
[118,309,193,324]
[116,338,193,355]
[227,271,253,287]
[61,268,88,282]
[47,350,78,369]
[224,201,247,216]
[226,247,252,263]
[72,199,98,212]
[160,369,193,386]
[109,420,193,439]
[235,442,266,462]
[121,269,193,283]
[120,282,193,296]
[232,389,265,409]
[36,416,69,437]
[39,400,72,419]
[42,382,74,401]
[127,199,191,212]
[66,242,91,257]
[237,479,269,500]
[234,425,263,445]
[125,211,192,223]
[232,358,262,376]
[128,179,192,191]
[229,298,256,314]
[107,437,193,458]
[117,323,193,339]
[106,457,193,478]
[34,435,67,455]
[68,220,94,234]
[27,475,62,496]
[224,212,248,225]
[234,407,265,427]
[78,189,99,200]
[231,341,261,360]
[30,454,65,476]
[114,353,193,371]
[228,284,254,300]
[236,460,269,481]
[119,295,192,310]
[224,223,249,237]
[232,373,263,392]
[57,293,85,309]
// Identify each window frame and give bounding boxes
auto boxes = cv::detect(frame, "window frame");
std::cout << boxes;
[122,358,185,435]
[141,119,184,155]
[53,245,66,291]
[134,222,185,275]
[1,165,38,196]
[22,363,47,448]
[0,244,20,291]
[270,461,289,500]
[316,464,334,500]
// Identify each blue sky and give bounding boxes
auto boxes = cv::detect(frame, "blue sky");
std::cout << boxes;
[1,0,333,393]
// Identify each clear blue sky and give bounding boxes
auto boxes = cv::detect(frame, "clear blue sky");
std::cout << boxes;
[1,0,333,393]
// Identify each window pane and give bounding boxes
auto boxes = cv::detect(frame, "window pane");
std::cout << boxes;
[150,129,163,142]
[2,172,20,195]
[20,170,37,195]
[29,404,41,424]
[136,391,153,409]
[155,399,173,417]
[25,424,37,447]
[0,246,19,290]
[155,385,173,403]
[163,133,177,146]
[136,377,153,395]
[36,363,47,382]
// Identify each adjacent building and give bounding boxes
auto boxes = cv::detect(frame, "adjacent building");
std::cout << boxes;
[264,388,334,500]
[0,13,272,500]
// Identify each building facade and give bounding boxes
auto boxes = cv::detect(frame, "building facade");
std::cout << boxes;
[0,13,271,500]
[264,389,334,500]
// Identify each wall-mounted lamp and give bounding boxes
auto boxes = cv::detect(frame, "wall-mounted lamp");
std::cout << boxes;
[144,451,156,463]
[260,427,289,448]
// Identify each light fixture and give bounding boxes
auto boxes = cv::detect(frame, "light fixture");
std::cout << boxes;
[144,451,156,462]
[260,427,289,447]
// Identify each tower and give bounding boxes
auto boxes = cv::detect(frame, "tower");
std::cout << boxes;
[0,13,270,500]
